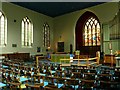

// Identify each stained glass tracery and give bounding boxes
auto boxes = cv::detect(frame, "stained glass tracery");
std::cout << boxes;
[43,23,50,48]
[83,17,100,46]
[0,11,7,47]
[21,16,33,47]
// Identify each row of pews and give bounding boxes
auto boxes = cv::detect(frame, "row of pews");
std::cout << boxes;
[1,57,120,90]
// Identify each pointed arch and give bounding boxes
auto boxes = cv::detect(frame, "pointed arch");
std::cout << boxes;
[21,16,33,47]
[0,10,7,47]
[75,11,101,56]
[43,22,50,48]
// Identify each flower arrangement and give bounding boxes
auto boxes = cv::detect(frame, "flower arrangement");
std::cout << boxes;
[115,50,120,57]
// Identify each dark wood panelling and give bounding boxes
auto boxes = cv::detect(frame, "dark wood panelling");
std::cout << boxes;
[1,53,30,62]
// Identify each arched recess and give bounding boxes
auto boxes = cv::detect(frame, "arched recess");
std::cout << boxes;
[75,11,101,57]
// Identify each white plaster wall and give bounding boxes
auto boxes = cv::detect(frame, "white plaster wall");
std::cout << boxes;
[0,1,1,10]
[1,2,54,55]
[53,2,118,53]
[0,1,2,54]
[0,2,119,55]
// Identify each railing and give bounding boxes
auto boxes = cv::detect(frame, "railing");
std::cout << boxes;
[60,57,99,67]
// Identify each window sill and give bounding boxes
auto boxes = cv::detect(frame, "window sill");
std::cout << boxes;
[22,46,33,48]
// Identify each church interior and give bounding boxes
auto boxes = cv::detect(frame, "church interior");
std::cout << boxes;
[0,1,120,90]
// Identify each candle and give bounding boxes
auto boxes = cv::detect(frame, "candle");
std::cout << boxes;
[109,42,112,50]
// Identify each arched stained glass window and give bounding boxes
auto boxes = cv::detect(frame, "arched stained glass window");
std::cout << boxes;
[43,22,50,48]
[21,16,33,47]
[0,11,7,47]
[83,17,100,46]
[76,11,101,56]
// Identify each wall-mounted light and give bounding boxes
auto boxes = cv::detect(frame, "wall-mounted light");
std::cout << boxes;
[48,46,50,50]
